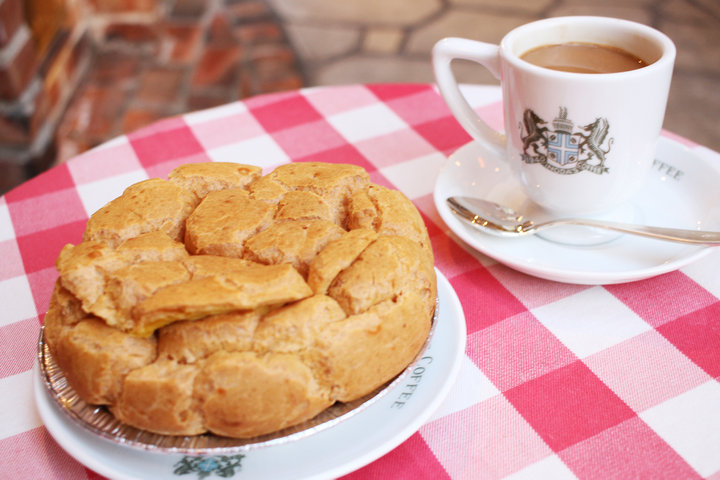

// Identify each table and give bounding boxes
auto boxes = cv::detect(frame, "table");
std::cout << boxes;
[1,83,719,479]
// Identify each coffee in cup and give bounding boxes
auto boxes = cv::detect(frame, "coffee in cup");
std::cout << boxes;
[520,42,648,73]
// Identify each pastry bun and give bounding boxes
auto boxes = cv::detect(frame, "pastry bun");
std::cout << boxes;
[45,162,436,438]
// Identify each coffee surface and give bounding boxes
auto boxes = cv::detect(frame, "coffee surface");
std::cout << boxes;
[520,42,648,73]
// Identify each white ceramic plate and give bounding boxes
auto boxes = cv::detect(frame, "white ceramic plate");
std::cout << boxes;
[434,137,720,284]
[34,270,466,480]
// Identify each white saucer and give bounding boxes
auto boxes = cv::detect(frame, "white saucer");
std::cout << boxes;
[34,271,466,480]
[434,137,720,285]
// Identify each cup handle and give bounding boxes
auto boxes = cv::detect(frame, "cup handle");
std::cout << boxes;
[432,37,507,159]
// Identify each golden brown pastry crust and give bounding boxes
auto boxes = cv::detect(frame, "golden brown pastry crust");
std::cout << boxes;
[44,161,436,439]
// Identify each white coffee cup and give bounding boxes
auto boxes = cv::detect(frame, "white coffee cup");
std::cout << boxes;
[433,16,676,216]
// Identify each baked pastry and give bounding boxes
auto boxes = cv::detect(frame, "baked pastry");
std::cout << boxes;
[44,161,436,439]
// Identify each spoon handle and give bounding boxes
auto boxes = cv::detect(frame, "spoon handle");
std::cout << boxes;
[538,219,720,245]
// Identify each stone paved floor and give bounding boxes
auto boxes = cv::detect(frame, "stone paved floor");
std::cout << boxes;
[271,0,720,152]
[55,0,719,169]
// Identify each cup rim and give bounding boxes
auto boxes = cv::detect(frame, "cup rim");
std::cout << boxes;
[500,16,676,79]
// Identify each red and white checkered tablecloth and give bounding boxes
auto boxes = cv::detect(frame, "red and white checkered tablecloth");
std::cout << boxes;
[1,83,719,479]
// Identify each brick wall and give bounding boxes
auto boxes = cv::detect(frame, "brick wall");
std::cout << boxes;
[0,0,170,194]
[0,0,91,194]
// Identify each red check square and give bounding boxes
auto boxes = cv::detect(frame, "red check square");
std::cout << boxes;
[560,417,701,480]
[249,94,323,133]
[414,116,472,155]
[450,268,527,334]
[657,301,720,378]
[15,221,85,275]
[129,122,206,169]
[505,360,636,452]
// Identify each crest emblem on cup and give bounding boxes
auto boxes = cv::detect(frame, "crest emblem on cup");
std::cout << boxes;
[520,107,613,175]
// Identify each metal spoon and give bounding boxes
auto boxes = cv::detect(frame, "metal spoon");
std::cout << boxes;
[447,196,720,245]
